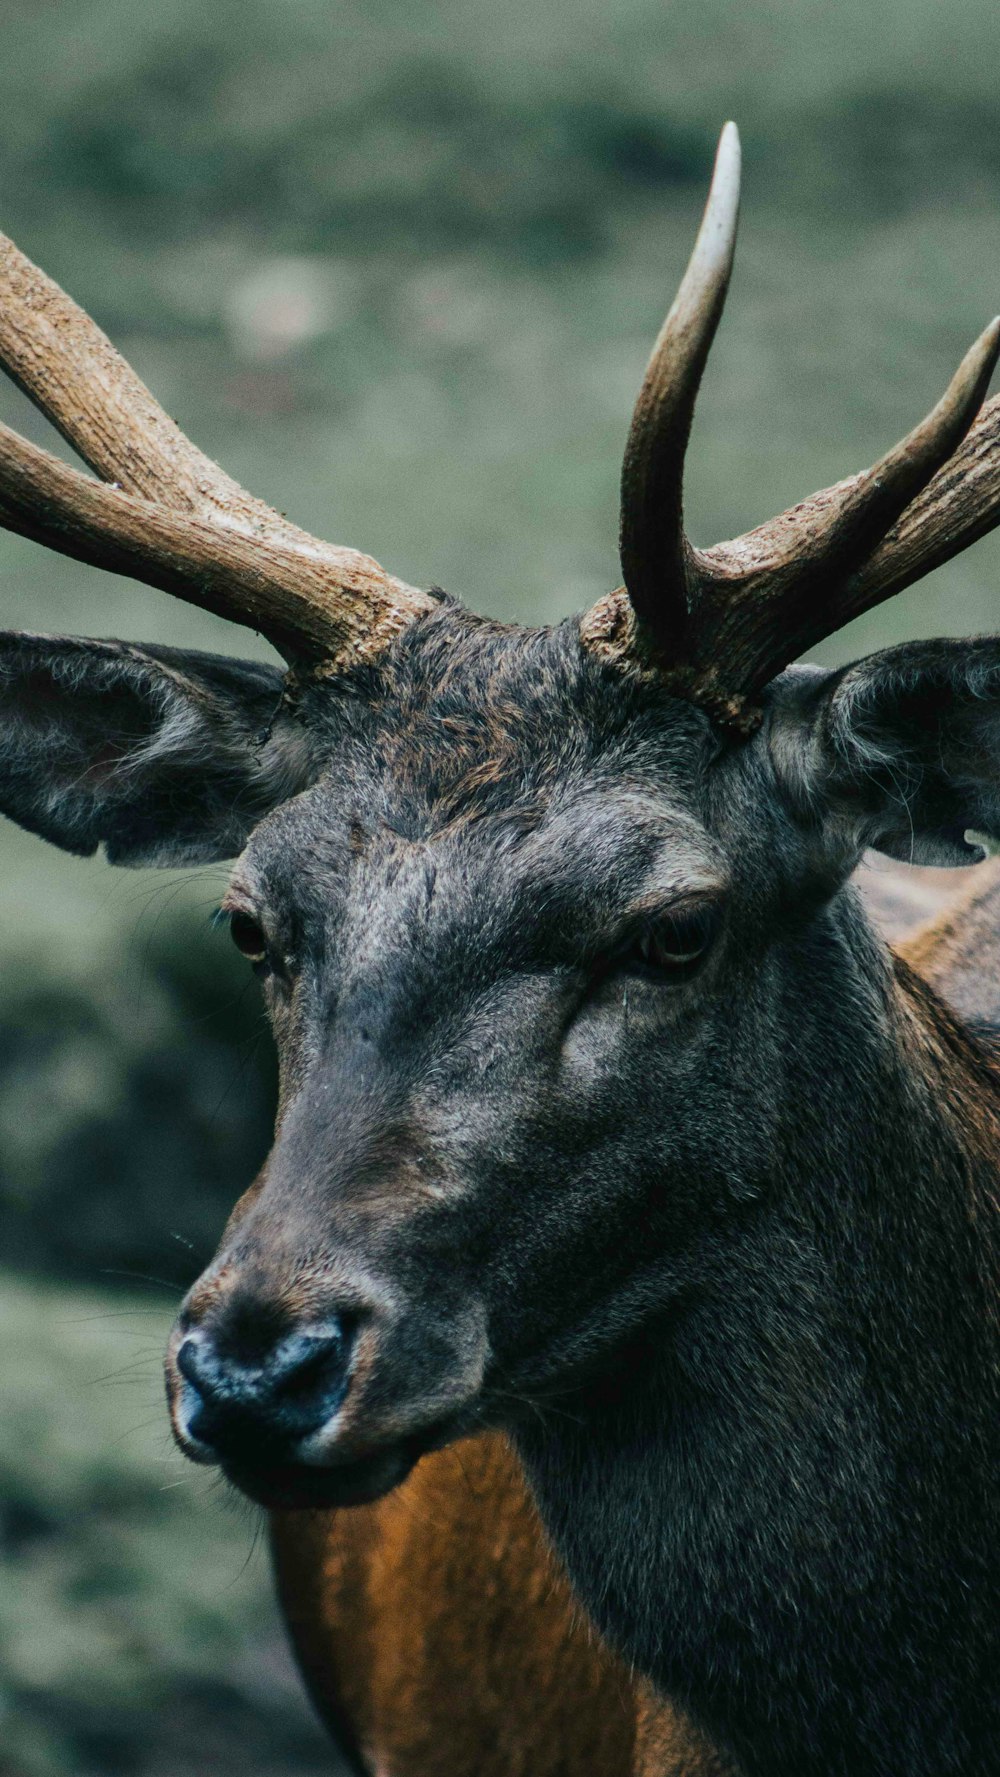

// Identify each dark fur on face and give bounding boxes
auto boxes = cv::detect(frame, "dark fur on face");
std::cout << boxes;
[2,604,999,1775]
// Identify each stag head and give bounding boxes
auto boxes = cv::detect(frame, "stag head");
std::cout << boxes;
[1,128,1000,1507]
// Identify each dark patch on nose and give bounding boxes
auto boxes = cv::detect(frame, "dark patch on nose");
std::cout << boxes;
[176,1318,354,1463]
[196,1292,292,1369]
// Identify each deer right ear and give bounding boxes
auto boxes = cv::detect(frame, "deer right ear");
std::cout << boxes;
[0,633,315,867]
[769,637,1000,868]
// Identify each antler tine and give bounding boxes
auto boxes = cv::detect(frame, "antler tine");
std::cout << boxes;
[618,121,741,647]
[0,232,434,666]
[0,420,421,662]
[850,389,1000,603]
[691,316,1000,705]
[0,231,260,517]
[585,126,1000,732]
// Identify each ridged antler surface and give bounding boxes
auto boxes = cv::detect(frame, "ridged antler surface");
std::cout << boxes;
[585,124,1000,728]
[0,233,434,666]
[2,137,1000,722]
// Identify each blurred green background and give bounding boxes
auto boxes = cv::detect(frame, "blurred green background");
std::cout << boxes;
[2,1,1000,1771]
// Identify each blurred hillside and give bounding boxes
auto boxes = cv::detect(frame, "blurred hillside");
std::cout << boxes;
[0,1273,336,1777]
[2,2,1000,1773]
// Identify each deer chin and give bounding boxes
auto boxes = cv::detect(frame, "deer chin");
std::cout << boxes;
[221,1413,466,1511]
[223,1444,419,1511]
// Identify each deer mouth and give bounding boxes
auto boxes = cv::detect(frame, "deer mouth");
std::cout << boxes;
[222,1442,421,1510]
[219,1409,468,1510]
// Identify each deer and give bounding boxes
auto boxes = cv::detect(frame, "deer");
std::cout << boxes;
[0,121,998,1776]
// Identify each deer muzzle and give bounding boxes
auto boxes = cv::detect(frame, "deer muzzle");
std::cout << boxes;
[165,1251,489,1509]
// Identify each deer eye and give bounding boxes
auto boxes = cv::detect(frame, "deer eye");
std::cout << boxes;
[229,910,268,966]
[617,902,719,982]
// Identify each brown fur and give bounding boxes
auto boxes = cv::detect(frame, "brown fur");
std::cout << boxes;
[269,857,997,1777]
[272,1432,731,1777]
[899,857,1000,1025]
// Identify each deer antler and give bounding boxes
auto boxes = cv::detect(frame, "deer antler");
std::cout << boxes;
[0,234,434,666]
[3,162,999,707]
[584,124,1000,730]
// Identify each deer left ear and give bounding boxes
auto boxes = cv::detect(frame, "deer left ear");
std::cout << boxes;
[0,632,315,867]
[770,637,1000,866]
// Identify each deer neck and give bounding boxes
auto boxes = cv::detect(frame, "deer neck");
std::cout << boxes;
[515,899,1000,1777]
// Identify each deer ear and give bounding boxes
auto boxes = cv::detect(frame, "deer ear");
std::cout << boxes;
[0,633,315,866]
[771,638,1000,866]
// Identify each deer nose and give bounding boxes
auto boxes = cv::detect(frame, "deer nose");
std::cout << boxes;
[174,1320,353,1462]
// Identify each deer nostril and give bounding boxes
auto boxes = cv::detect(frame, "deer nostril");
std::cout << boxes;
[278,1332,347,1399]
[174,1320,355,1460]
[176,1334,213,1392]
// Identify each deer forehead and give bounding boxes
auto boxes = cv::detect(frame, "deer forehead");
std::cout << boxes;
[234,625,729,951]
